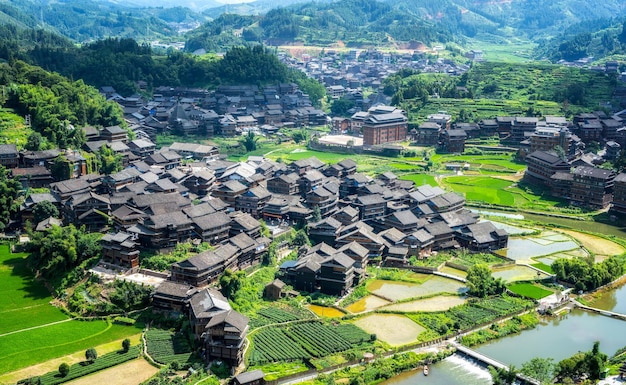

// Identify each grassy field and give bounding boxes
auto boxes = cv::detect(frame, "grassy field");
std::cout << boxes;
[0,244,143,374]
[0,320,143,374]
[507,283,553,300]
[0,244,70,334]
[441,175,562,210]
[399,173,438,187]
[0,335,143,384]
[431,153,526,174]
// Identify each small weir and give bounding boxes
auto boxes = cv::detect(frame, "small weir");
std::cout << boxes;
[451,342,541,385]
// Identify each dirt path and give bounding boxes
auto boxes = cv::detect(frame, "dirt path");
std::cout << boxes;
[0,318,73,337]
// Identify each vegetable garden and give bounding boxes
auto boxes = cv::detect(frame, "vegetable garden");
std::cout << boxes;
[145,329,197,366]
[249,321,371,365]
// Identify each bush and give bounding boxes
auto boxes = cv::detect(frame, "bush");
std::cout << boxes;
[85,348,97,363]
[58,363,70,377]
[122,338,131,353]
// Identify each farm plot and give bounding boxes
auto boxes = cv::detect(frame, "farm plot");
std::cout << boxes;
[492,265,550,282]
[382,295,467,312]
[249,321,370,366]
[35,346,141,385]
[496,233,580,261]
[0,316,141,374]
[507,283,553,300]
[345,295,391,314]
[0,244,69,335]
[354,314,425,346]
[250,306,311,328]
[145,329,196,366]
[367,276,467,302]
[62,358,158,385]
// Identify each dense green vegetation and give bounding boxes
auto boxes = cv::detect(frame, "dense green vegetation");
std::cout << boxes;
[458,313,540,347]
[1,60,125,149]
[67,277,153,316]
[408,295,533,337]
[0,165,21,231]
[388,62,619,124]
[25,224,102,293]
[552,255,625,292]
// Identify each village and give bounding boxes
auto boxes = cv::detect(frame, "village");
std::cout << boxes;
[2,48,626,385]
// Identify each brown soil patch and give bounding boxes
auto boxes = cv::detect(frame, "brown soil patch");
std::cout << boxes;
[353,314,424,346]
[63,358,158,385]
[557,230,625,256]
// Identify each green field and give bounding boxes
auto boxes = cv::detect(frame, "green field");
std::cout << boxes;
[0,244,70,334]
[441,175,562,209]
[507,283,553,299]
[431,154,526,174]
[399,173,438,187]
[0,244,142,374]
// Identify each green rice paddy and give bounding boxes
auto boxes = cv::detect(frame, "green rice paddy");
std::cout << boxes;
[0,244,142,374]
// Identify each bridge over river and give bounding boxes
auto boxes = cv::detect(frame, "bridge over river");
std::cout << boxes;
[573,301,626,321]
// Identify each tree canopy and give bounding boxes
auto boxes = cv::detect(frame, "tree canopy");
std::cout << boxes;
[465,263,505,298]
[0,165,21,232]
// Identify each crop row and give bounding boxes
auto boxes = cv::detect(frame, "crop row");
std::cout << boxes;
[285,322,352,357]
[145,328,194,365]
[31,346,140,385]
[250,327,311,365]
[334,324,372,344]
[250,321,367,365]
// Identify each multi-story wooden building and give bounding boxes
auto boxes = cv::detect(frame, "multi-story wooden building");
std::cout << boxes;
[100,231,140,268]
[570,166,615,209]
[362,113,408,146]
[611,173,626,214]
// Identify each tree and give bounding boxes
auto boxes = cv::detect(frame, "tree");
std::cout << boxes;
[330,97,355,116]
[50,154,71,181]
[122,338,131,353]
[521,357,554,384]
[466,263,504,298]
[25,132,44,151]
[0,165,21,232]
[241,131,259,152]
[97,144,122,175]
[85,347,97,363]
[311,205,322,222]
[292,229,311,247]
[58,363,70,377]
[219,269,247,299]
[32,200,59,224]
[489,365,517,385]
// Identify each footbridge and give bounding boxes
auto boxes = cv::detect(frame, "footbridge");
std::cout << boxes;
[573,301,626,321]
[450,342,540,385]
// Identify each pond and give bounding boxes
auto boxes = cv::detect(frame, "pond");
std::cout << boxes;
[491,265,550,282]
[307,305,345,318]
[345,295,390,313]
[474,309,626,366]
[367,277,468,302]
[496,234,579,261]
[381,354,492,385]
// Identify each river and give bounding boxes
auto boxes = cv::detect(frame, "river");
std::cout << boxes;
[589,281,626,315]
[382,354,492,385]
